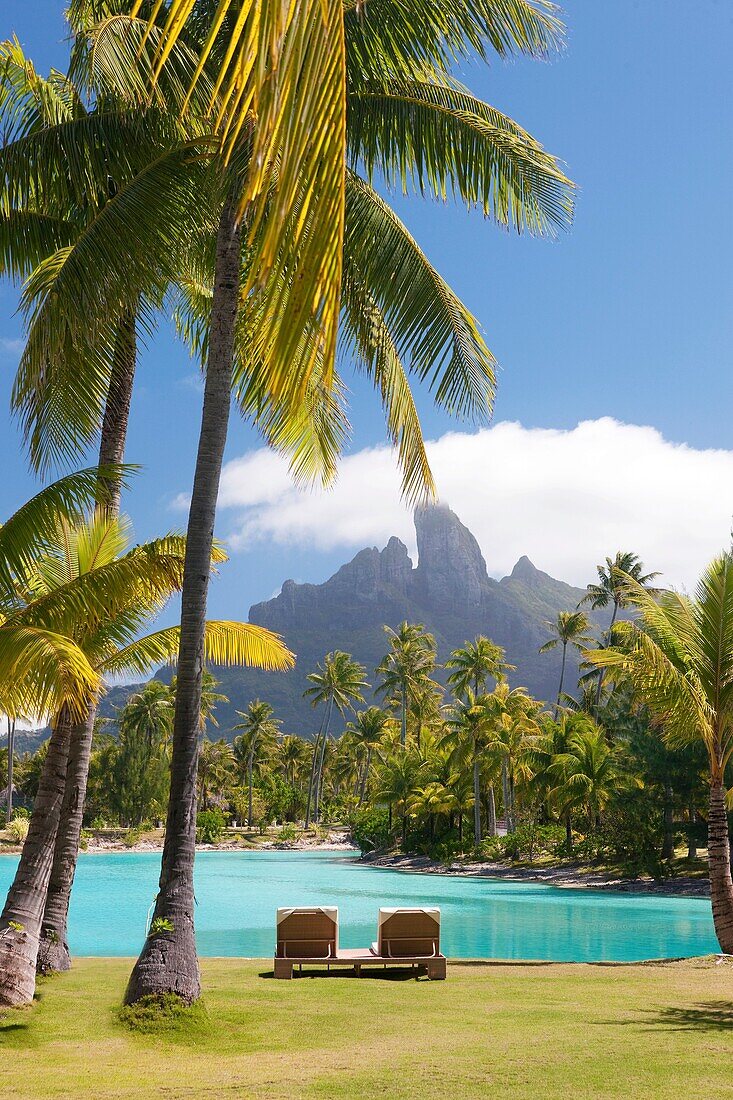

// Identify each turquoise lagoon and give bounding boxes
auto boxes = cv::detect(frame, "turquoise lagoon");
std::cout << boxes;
[0,850,718,961]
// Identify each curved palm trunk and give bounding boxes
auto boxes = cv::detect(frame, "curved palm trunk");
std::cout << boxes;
[38,316,138,975]
[554,643,567,718]
[36,705,96,974]
[472,756,482,846]
[313,699,334,822]
[304,734,321,829]
[708,778,733,953]
[595,603,619,709]
[0,709,72,1006]
[487,783,497,837]
[247,744,255,827]
[125,198,241,1006]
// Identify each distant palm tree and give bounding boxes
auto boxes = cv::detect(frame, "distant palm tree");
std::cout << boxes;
[580,552,660,708]
[552,726,621,831]
[277,735,309,788]
[303,652,368,825]
[539,611,594,716]
[233,700,281,826]
[446,636,514,698]
[196,738,235,811]
[378,753,427,849]
[376,622,436,746]
[344,707,391,805]
[442,692,495,846]
[588,554,733,953]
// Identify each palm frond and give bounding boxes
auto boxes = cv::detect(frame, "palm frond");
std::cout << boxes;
[0,624,99,721]
[349,80,573,234]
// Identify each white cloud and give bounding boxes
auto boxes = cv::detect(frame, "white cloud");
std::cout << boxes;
[215,418,733,590]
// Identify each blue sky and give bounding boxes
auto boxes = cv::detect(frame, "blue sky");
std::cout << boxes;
[3,1,733,626]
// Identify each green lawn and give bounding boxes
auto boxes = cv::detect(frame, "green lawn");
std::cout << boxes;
[2,958,732,1098]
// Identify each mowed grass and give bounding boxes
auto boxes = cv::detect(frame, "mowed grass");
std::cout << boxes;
[1,958,732,1099]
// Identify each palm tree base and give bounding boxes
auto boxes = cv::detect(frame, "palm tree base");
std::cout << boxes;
[36,928,72,974]
[125,925,201,1006]
[0,925,39,1007]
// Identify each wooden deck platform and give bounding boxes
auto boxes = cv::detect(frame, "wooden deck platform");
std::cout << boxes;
[273,948,447,980]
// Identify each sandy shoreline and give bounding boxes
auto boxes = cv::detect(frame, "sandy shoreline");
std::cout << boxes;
[360,852,711,897]
[1,835,711,898]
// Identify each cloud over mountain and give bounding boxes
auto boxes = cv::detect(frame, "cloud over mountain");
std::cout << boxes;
[212,418,733,590]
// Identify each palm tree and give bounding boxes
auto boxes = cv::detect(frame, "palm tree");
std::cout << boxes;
[553,726,621,831]
[51,2,573,1005]
[4,718,16,822]
[344,707,391,805]
[112,681,174,827]
[376,623,437,746]
[196,738,235,811]
[539,611,594,715]
[482,682,541,834]
[442,693,496,846]
[0,506,292,1005]
[446,636,514,699]
[378,753,426,850]
[277,735,309,788]
[580,552,660,707]
[588,555,733,954]
[531,711,600,848]
[303,652,368,826]
[232,700,281,826]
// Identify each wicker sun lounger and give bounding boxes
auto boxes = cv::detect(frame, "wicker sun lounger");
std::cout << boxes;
[273,906,446,980]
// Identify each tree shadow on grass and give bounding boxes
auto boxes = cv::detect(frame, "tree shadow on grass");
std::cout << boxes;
[645,1002,733,1032]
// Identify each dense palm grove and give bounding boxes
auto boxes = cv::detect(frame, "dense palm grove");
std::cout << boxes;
[1,0,731,1015]
[3,555,711,884]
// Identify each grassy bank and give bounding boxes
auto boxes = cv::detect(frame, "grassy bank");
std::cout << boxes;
[2,958,732,1098]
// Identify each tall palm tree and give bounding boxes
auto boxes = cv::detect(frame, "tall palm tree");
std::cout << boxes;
[442,693,494,846]
[376,623,437,746]
[580,552,660,708]
[552,726,621,831]
[588,555,733,954]
[303,652,368,826]
[539,611,594,715]
[0,506,292,1005]
[482,682,541,834]
[531,710,600,848]
[232,700,281,826]
[378,752,427,850]
[277,735,309,788]
[196,738,235,811]
[56,1,574,1004]
[446,636,514,699]
[112,681,174,827]
[344,707,390,805]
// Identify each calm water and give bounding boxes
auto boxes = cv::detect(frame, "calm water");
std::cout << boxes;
[0,850,718,961]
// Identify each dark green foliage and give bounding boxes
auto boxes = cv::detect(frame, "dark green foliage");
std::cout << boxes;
[350,806,392,853]
[196,808,226,844]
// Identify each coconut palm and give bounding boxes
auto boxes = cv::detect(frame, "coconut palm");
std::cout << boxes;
[580,552,660,707]
[196,738,235,811]
[552,726,621,831]
[446,636,514,699]
[531,711,599,847]
[378,752,427,849]
[277,735,309,788]
[539,611,594,715]
[482,682,541,834]
[232,700,281,826]
[588,555,733,954]
[442,693,496,846]
[344,707,391,805]
[376,623,437,747]
[0,508,292,1005]
[303,652,368,826]
[41,1,573,1005]
[112,681,174,827]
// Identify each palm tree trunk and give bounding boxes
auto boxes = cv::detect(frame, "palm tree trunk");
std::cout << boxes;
[358,748,372,805]
[125,196,241,1006]
[487,783,497,837]
[36,704,96,974]
[0,708,72,1006]
[501,758,512,834]
[97,311,137,513]
[247,749,255,828]
[37,314,138,976]
[555,643,567,718]
[473,756,482,846]
[595,603,619,709]
[687,797,698,861]
[400,684,407,747]
[661,780,675,862]
[5,718,14,820]
[707,777,733,953]
[304,734,320,829]
[313,699,333,822]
